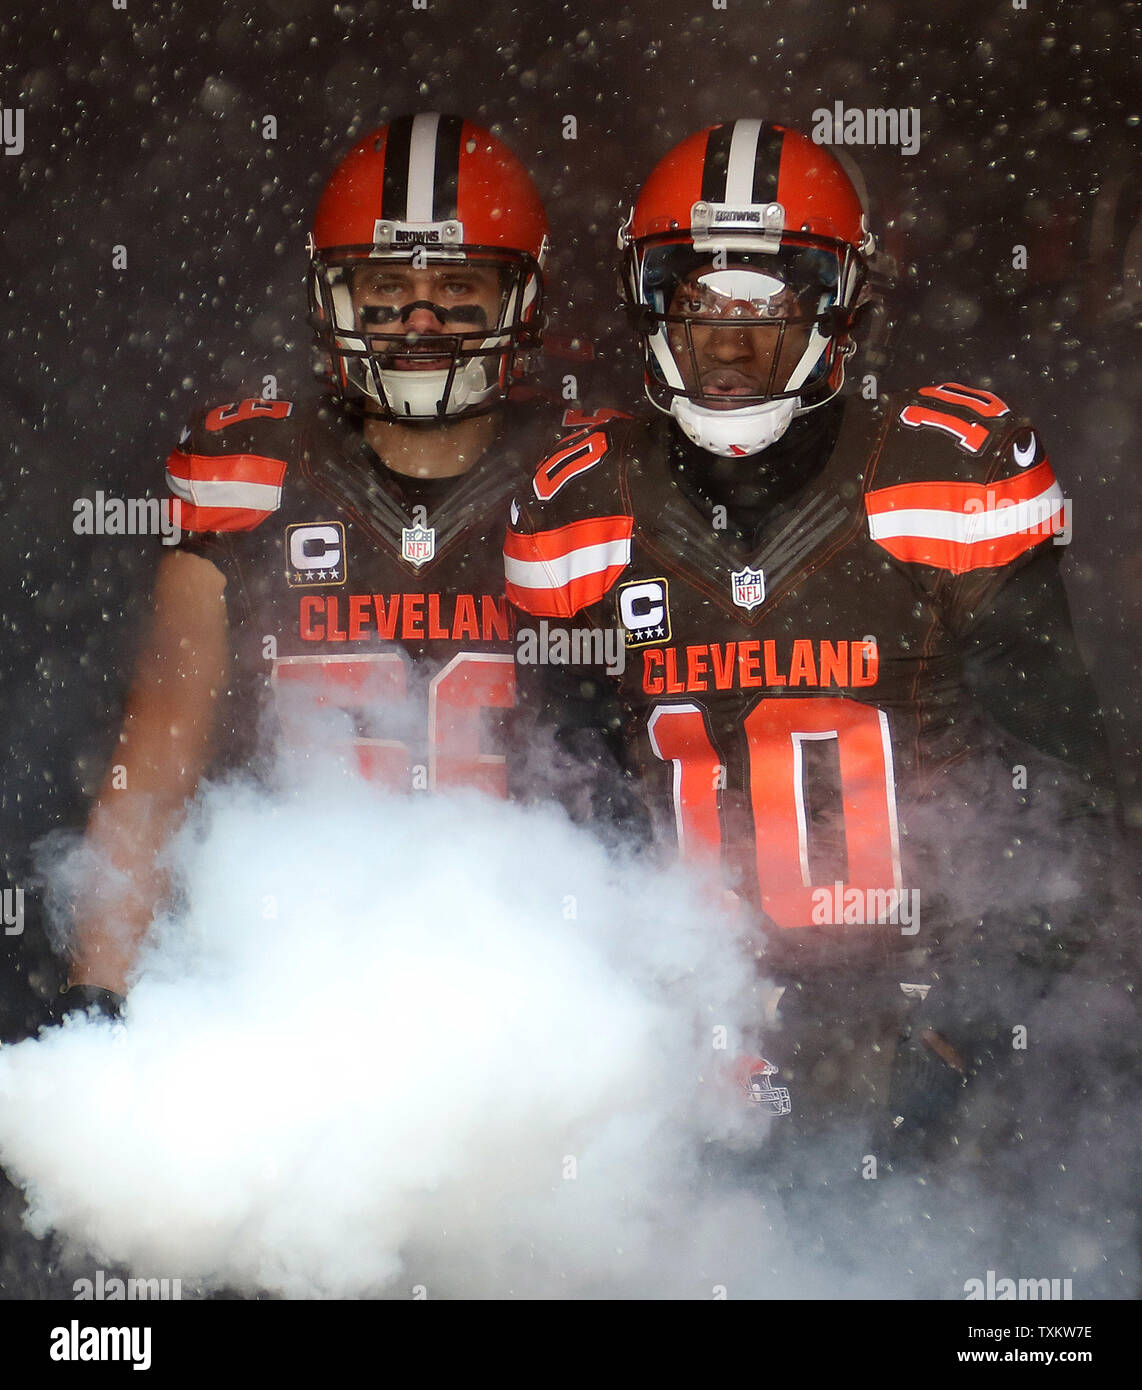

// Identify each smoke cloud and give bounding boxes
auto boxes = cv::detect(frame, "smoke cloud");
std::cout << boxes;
[0,767,791,1298]
[0,749,1135,1300]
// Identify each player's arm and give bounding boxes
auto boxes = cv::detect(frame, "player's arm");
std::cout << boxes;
[949,543,1118,996]
[67,548,228,997]
[505,420,647,837]
[912,546,1119,1069]
[511,618,646,838]
[959,545,1117,811]
[874,381,1117,816]
[875,386,1122,1082]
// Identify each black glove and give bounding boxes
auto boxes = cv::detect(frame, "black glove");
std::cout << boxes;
[882,993,970,1166]
[48,985,125,1023]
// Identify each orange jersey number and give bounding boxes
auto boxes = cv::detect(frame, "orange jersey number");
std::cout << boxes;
[648,696,902,929]
[271,651,515,797]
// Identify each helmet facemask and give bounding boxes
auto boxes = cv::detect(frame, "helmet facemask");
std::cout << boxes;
[623,227,867,457]
[309,241,544,422]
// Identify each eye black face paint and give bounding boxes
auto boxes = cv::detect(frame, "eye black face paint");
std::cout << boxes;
[361,301,490,328]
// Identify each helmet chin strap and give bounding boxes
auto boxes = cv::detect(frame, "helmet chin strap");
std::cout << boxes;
[371,355,492,418]
[645,317,814,457]
[669,394,799,457]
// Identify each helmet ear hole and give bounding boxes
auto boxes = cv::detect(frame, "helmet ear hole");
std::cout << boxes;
[625,302,657,336]
[818,305,851,337]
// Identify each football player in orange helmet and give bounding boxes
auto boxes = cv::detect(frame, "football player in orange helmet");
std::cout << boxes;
[620,121,873,458]
[508,120,1118,1195]
[309,112,547,457]
[66,115,563,1005]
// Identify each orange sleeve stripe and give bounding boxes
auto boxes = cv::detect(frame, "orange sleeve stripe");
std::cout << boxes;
[865,459,1059,517]
[866,460,1065,573]
[504,515,634,618]
[164,450,287,533]
[503,514,634,563]
[871,529,1054,574]
[165,450,289,489]
[505,568,632,618]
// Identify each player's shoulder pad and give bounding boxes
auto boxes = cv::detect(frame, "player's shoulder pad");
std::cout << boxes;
[505,408,640,620]
[524,409,639,510]
[164,397,298,535]
[866,381,1065,576]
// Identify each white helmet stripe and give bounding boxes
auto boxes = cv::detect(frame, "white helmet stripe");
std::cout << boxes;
[725,119,764,204]
[405,112,442,222]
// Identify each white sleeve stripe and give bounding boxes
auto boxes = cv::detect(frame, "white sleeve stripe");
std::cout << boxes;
[868,482,1064,545]
[164,471,195,504]
[504,538,632,590]
[164,471,282,511]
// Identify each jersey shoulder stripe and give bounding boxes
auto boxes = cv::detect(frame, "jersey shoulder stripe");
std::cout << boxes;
[506,414,639,617]
[165,449,288,532]
[504,514,634,618]
[164,397,296,533]
[866,382,1062,573]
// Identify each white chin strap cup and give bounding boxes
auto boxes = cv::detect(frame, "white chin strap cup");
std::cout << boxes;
[368,356,493,418]
[670,394,798,457]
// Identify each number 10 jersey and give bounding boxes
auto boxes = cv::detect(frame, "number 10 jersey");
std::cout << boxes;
[506,384,1081,975]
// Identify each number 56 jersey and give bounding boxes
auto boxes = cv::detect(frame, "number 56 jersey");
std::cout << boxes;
[167,395,561,794]
[505,384,1078,975]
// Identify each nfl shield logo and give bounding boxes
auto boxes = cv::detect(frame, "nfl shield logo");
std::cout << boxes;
[731,566,766,610]
[401,525,436,567]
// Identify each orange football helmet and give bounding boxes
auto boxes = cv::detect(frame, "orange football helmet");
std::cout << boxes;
[309,113,548,420]
[619,120,875,455]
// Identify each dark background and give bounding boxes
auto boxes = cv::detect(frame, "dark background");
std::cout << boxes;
[1,0,1138,1028]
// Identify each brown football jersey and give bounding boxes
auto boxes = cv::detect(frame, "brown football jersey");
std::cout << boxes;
[166,394,563,794]
[506,383,1077,975]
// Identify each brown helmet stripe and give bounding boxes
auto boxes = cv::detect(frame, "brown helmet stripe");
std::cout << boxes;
[380,114,414,220]
[430,113,464,221]
[700,123,734,204]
